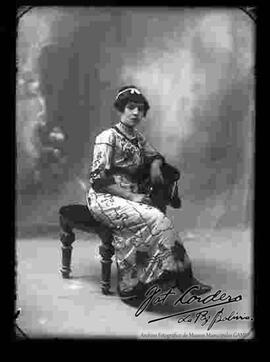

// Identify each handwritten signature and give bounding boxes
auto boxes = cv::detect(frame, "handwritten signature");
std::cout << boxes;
[135,285,253,330]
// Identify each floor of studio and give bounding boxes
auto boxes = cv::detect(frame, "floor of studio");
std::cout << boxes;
[15,227,253,340]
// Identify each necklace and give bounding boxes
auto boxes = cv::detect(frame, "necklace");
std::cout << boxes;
[118,121,136,138]
[113,125,140,148]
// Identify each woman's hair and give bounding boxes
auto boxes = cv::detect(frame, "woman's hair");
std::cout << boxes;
[113,85,150,116]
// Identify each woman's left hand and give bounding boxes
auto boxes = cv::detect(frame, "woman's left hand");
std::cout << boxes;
[150,160,164,185]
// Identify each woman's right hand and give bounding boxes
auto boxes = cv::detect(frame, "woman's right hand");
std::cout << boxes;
[129,193,152,205]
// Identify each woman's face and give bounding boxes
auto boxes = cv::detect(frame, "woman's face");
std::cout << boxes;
[121,101,145,127]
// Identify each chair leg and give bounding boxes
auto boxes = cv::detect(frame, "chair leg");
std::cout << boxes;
[99,243,114,294]
[96,226,114,294]
[59,215,75,279]
[60,232,75,278]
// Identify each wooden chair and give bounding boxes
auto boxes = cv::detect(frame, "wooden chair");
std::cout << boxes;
[59,204,114,295]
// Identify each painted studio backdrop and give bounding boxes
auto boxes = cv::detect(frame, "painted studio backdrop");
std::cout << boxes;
[16,7,254,235]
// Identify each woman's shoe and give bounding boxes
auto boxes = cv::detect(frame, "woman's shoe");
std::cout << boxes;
[118,287,137,301]
[188,278,212,296]
[117,282,146,301]
[176,277,212,296]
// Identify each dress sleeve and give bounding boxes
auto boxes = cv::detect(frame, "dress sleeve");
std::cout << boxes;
[89,129,116,191]
[139,132,165,166]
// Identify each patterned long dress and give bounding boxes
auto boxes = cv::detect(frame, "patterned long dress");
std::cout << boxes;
[86,126,191,294]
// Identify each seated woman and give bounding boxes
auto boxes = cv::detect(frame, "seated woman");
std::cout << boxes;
[86,85,211,300]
